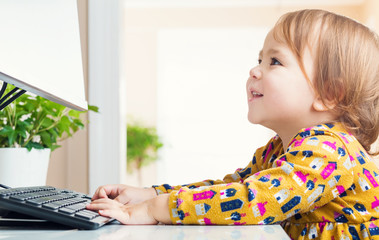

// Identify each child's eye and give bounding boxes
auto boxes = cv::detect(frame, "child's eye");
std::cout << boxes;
[270,58,282,66]
[258,59,262,65]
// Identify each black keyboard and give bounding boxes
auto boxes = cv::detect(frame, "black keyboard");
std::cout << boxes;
[0,186,114,230]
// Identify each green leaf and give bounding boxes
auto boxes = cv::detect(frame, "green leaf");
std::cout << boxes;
[48,128,59,139]
[68,110,80,118]
[58,116,71,136]
[15,110,29,119]
[23,103,34,112]
[0,87,98,151]
[25,142,45,150]
[0,126,14,136]
[16,128,27,139]
[39,131,52,148]
[73,119,84,129]
[41,118,54,128]
[7,131,17,146]
[88,105,99,113]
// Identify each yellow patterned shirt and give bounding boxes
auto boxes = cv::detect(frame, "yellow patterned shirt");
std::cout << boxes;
[153,123,379,240]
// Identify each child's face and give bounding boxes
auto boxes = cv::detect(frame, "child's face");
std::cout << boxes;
[246,30,316,133]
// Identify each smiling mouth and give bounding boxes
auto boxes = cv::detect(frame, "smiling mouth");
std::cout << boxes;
[252,91,263,97]
[248,91,263,102]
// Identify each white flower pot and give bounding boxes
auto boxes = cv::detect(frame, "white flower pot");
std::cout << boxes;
[0,148,51,188]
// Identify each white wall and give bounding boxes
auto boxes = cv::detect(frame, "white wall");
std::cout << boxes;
[156,28,275,185]
[88,0,127,194]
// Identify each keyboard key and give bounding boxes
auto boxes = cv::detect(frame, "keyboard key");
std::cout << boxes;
[26,194,64,205]
[92,215,111,224]
[0,189,23,197]
[75,213,92,220]
[75,210,98,220]
[66,198,85,205]
[59,207,77,215]
[66,202,87,212]
[43,197,84,210]
[9,193,37,201]
[26,197,50,206]
[43,202,64,210]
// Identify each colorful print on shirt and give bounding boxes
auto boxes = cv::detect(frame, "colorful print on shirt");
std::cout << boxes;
[153,123,379,239]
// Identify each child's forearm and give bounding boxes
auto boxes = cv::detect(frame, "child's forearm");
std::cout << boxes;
[148,194,172,224]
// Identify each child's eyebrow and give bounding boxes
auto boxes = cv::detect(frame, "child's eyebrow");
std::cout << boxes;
[259,48,284,57]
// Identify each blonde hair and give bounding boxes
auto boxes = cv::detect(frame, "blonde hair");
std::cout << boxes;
[272,9,379,155]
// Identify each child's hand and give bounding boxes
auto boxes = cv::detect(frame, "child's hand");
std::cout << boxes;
[91,184,157,205]
[86,194,171,225]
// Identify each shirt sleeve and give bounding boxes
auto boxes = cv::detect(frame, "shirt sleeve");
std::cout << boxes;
[153,138,278,195]
[167,134,354,225]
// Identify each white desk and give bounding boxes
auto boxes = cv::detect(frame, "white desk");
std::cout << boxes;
[0,223,290,240]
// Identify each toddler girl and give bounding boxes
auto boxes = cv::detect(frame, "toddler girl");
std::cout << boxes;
[87,9,379,239]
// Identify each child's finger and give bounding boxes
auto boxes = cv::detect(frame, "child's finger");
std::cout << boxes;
[86,199,117,211]
[92,188,100,200]
[92,185,119,200]
[86,202,101,211]
[98,209,130,225]
[92,186,109,200]
[98,188,109,199]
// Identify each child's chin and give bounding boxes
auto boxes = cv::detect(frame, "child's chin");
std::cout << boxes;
[247,115,259,125]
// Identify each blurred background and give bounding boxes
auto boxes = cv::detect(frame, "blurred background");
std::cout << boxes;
[47,0,379,194]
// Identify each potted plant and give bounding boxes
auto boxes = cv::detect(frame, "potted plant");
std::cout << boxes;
[0,89,98,187]
[127,121,163,186]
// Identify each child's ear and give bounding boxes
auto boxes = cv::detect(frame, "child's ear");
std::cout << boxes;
[312,96,336,112]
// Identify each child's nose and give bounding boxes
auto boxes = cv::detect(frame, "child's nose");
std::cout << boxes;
[249,66,262,80]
